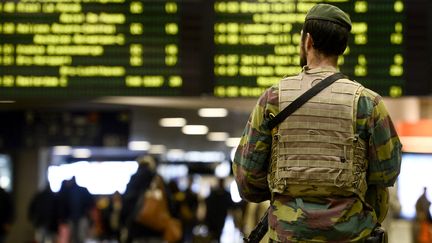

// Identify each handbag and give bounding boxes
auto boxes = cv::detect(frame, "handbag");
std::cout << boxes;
[135,175,182,242]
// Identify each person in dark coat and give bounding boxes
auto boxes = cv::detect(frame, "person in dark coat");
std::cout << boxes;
[0,187,13,243]
[205,178,233,242]
[58,176,95,243]
[28,184,59,243]
[120,155,165,243]
[179,176,199,243]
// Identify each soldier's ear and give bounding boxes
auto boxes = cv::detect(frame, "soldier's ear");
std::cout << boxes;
[305,33,314,50]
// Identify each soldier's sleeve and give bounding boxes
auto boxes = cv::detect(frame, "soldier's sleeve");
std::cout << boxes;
[365,185,389,223]
[232,87,277,203]
[365,91,402,187]
[358,89,402,223]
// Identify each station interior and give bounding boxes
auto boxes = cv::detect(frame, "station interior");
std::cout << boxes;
[1,1,432,243]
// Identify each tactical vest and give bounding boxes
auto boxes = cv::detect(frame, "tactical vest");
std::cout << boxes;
[268,72,368,200]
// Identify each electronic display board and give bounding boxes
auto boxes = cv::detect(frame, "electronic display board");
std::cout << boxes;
[0,0,422,99]
[0,0,204,97]
[213,1,404,97]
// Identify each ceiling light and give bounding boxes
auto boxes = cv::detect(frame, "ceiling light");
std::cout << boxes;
[167,149,185,161]
[215,162,231,178]
[149,145,167,154]
[53,146,72,156]
[0,100,15,103]
[185,151,225,162]
[72,148,92,158]
[207,132,229,141]
[198,108,228,117]
[182,125,208,135]
[159,117,186,127]
[157,164,188,178]
[225,137,241,147]
[128,141,150,151]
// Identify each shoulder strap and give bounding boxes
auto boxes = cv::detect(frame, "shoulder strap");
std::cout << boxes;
[268,72,346,130]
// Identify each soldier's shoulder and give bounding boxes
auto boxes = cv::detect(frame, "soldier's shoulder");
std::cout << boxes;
[281,73,302,82]
[361,87,381,98]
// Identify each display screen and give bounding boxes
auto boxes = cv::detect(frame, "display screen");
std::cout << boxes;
[0,0,204,97]
[398,153,432,219]
[213,1,404,97]
[0,0,419,98]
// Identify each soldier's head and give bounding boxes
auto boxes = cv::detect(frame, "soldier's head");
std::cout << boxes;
[300,4,352,67]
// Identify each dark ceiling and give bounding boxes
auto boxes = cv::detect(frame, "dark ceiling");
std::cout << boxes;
[0,97,256,157]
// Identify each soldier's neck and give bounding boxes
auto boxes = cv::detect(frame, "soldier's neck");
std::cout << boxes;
[307,51,338,70]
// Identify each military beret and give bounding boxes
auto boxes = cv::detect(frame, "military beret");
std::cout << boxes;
[305,4,352,31]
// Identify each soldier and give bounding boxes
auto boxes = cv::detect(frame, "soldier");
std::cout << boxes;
[233,3,402,242]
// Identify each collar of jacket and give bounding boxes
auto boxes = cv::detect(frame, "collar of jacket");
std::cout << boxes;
[302,65,339,74]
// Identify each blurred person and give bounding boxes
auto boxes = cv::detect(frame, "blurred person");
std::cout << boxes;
[94,192,123,241]
[167,179,183,220]
[416,187,432,222]
[381,183,401,241]
[58,176,95,243]
[179,176,199,243]
[414,187,432,243]
[242,201,270,242]
[204,178,234,242]
[89,196,108,240]
[28,184,59,243]
[0,187,13,243]
[230,200,247,238]
[233,3,402,242]
[120,155,165,243]
[107,191,123,241]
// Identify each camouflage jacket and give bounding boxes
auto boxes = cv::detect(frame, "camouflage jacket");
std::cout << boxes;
[233,66,402,242]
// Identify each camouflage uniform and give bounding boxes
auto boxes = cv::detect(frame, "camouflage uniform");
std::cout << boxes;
[233,66,402,242]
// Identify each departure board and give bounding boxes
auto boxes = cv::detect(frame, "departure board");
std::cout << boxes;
[0,0,418,98]
[213,1,405,97]
[0,0,197,97]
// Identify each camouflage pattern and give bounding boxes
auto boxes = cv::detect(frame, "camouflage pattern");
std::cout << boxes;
[233,66,402,242]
